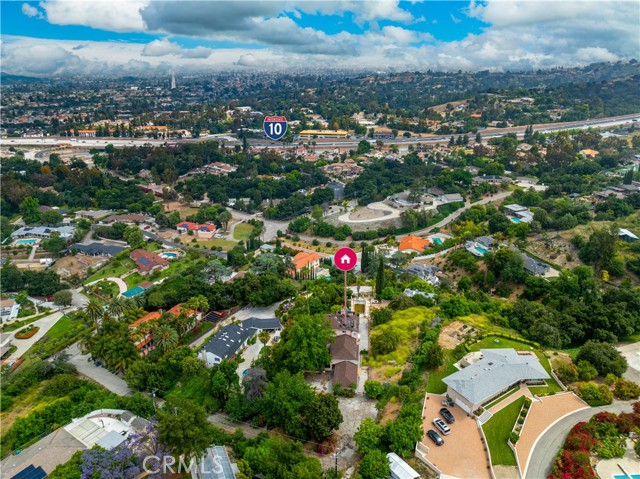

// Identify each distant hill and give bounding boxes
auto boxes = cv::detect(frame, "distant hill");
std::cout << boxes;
[1,72,50,84]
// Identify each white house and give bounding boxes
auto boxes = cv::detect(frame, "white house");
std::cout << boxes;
[443,349,550,413]
[387,452,420,479]
[0,299,20,321]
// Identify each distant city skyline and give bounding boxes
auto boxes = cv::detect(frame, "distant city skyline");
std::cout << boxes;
[1,0,638,77]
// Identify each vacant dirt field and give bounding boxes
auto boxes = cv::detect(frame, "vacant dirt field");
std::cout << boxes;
[53,255,105,278]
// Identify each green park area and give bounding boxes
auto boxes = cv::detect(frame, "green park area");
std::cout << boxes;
[233,223,256,241]
[85,258,136,284]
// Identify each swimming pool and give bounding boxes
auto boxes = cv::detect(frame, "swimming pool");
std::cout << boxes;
[510,217,522,223]
[613,475,640,479]
[475,246,489,255]
[160,252,178,259]
[122,286,145,298]
[433,238,443,245]
[15,239,37,245]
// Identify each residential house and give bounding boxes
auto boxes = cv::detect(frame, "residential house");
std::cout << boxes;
[504,204,534,223]
[0,299,20,322]
[619,228,639,242]
[328,312,359,340]
[579,149,599,158]
[195,446,237,479]
[0,409,149,479]
[330,335,359,389]
[521,253,551,276]
[472,175,511,185]
[69,242,126,257]
[291,252,322,278]
[129,249,169,276]
[398,235,431,254]
[405,263,440,280]
[176,221,216,239]
[11,225,76,241]
[0,333,13,357]
[101,213,153,225]
[437,193,464,204]
[129,311,161,356]
[387,452,420,479]
[403,288,436,300]
[200,317,281,367]
[442,349,550,413]
[465,236,496,257]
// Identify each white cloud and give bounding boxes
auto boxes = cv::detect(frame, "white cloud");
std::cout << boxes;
[41,0,148,32]
[141,38,212,58]
[22,3,43,18]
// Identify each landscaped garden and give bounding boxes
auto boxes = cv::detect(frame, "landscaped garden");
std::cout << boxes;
[14,325,39,339]
[482,396,526,466]
[85,258,136,284]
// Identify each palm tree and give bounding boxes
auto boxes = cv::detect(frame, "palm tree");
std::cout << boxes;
[84,299,104,331]
[107,296,129,318]
[154,324,179,353]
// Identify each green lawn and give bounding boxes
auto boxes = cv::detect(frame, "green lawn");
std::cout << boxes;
[426,352,458,394]
[195,239,237,251]
[482,396,525,466]
[233,223,255,241]
[166,371,219,412]
[22,314,91,364]
[125,273,144,289]
[85,258,136,284]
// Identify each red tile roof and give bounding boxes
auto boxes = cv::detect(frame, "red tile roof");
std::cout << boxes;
[129,249,168,273]
[398,235,431,253]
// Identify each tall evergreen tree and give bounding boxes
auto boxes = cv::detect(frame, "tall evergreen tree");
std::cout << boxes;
[375,257,385,298]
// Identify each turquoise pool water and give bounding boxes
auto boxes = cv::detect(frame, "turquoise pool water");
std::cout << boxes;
[613,475,640,479]
[122,286,144,298]
[161,252,178,259]
[476,246,488,255]
[15,239,36,245]
[433,238,443,245]
[510,217,521,223]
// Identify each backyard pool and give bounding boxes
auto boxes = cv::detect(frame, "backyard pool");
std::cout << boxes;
[613,475,640,479]
[122,286,145,298]
[475,246,489,255]
[15,239,37,245]
[510,217,522,223]
[159,250,182,259]
[433,238,443,245]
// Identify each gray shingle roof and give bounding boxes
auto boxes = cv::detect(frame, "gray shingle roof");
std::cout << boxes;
[201,324,254,360]
[443,349,550,406]
[242,317,281,331]
[70,242,126,256]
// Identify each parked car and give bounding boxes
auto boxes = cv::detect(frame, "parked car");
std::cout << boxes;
[426,429,444,446]
[433,418,451,435]
[440,407,455,424]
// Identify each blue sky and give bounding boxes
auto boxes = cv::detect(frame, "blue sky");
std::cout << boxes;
[1,1,638,76]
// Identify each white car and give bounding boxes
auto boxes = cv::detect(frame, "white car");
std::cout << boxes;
[433,418,451,436]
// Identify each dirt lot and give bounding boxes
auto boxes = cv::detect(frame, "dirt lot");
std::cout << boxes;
[161,201,199,219]
[439,320,477,349]
[526,233,581,269]
[53,255,106,278]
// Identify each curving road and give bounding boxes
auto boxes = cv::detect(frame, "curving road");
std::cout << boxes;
[525,401,633,479]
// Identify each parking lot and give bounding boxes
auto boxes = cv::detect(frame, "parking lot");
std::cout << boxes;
[419,394,492,479]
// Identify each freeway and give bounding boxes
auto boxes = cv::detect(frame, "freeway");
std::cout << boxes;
[5,113,639,150]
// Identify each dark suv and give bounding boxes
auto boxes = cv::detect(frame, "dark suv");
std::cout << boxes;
[427,429,444,446]
[440,407,455,424]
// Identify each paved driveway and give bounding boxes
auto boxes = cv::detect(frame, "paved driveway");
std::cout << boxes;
[66,342,131,396]
[420,394,491,479]
[7,310,66,360]
[617,342,640,383]
[525,401,633,479]
[515,393,587,477]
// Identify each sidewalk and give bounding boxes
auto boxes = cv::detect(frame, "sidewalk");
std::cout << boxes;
[7,310,66,360]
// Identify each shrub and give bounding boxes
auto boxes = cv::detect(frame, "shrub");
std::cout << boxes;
[517,417,525,425]
[614,378,640,400]
[575,382,613,407]
[577,360,599,381]
[509,432,519,444]
[597,436,626,459]
[364,380,384,400]
[604,373,617,386]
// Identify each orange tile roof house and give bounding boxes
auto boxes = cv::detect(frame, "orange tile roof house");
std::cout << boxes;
[176,221,216,239]
[129,249,169,276]
[290,252,322,278]
[129,311,161,356]
[398,235,431,254]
